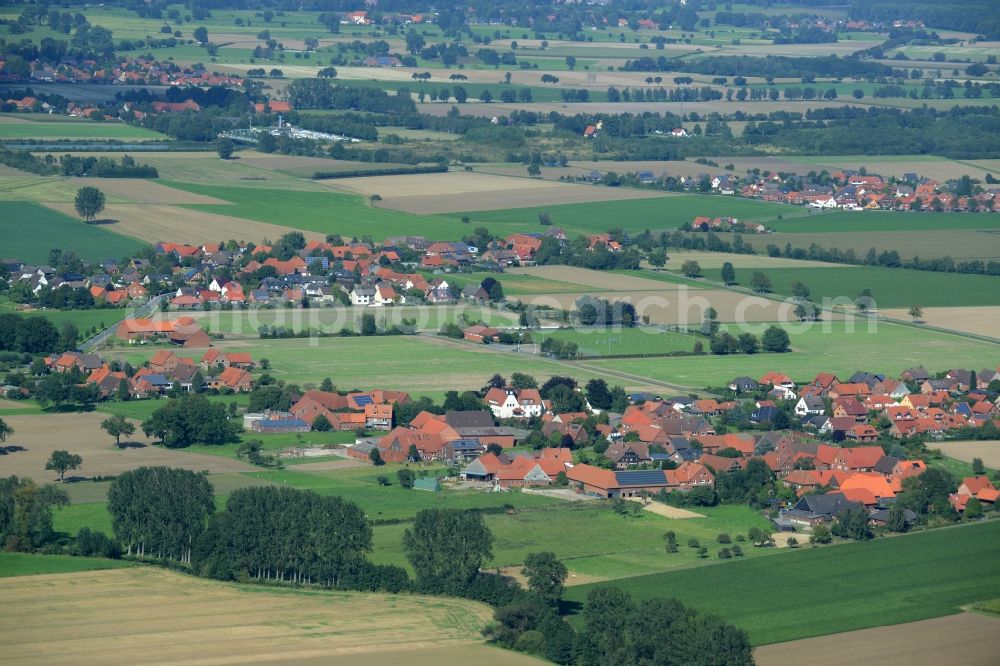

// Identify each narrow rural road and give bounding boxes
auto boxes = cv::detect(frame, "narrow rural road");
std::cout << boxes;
[80,293,170,352]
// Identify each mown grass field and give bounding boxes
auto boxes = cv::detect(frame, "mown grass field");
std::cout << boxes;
[591,319,1000,388]
[100,335,613,398]
[181,304,519,336]
[531,327,702,357]
[450,195,801,235]
[696,264,1000,308]
[0,201,147,263]
[0,116,167,141]
[564,521,1000,646]
[0,552,134,577]
[767,210,1000,234]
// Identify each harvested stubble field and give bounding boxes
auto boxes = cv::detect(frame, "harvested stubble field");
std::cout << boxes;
[880,306,1000,339]
[323,171,671,215]
[781,155,1000,182]
[754,613,1000,666]
[0,412,257,484]
[932,441,1000,469]
[653,252,854,270]
[63,178,226,204]
[0,568,542,665]
[42,201,321,245]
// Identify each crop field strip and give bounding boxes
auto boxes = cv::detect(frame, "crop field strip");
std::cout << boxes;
[564,521,1000,646]
[0,568,539,666]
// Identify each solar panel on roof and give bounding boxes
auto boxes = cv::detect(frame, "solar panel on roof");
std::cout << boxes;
[353,395,374,406]
[614,471,666,486]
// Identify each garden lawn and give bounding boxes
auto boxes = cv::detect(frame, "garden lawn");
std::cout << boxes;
[698,265,1000,308]
[449,195,800,235]
[168,182,465,241]
[371,503,775,578]
[588,319,1000,388]
[767,210,1000,234]
[0,202,147,264]
[563,521,1000,646]
[0,552,134,578]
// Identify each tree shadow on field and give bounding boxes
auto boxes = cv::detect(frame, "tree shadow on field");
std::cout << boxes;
[62,475,89,483]
[0,445,26,455]
[87,217,119,226]
[115,440,147,450]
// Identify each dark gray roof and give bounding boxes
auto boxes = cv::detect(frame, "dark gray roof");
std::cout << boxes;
[791,493,862,518]
[873,455,900,475]
[614,470,667,487]
[444,410,495,428]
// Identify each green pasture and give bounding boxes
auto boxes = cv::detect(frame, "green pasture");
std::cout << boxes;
[98,335,607,399]
[590,319,1000,388]
[0,202,147,264]
[564,520,1000,646]
[168,181,469,241]
[767,210,1000,234]
[371,503,775,578]
[178,305,519,337]
[0,116,167,141]
[532,327,702,357]
[0,299,132,334]
[451,195,802,235]
[698,265,1000,308]
[0,552,134,578]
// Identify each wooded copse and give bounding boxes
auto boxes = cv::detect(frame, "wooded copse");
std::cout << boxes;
[107,467,213,562]
[192,485,408,591]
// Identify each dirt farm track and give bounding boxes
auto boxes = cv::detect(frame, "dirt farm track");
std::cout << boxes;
[755,613,1000,666]
[0,568,545,665]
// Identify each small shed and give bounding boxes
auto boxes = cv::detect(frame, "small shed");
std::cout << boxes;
[413,477,441,492]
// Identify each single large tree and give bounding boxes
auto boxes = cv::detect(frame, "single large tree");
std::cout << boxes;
[0,417,12,444]
[908,304,923,322]
[215,137,235,160]
[74,186,105,223]
[522,551,567,603]
[46,450,83,482]
[101,414,135,447]
[720,261,736,285]
[403,508,493,593]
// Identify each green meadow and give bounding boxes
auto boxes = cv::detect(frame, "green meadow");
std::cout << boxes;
[590,319,1000,388]
[0,202,147,264]
[0,552,134,578]
[0,116,167,141]
[179,304,519,336]
[101,335,610,398]
[698,265,1000,307]
[564,521,1000,646]
[532,327,702,357]
[450,196,801,235]
[0,298,132,334]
